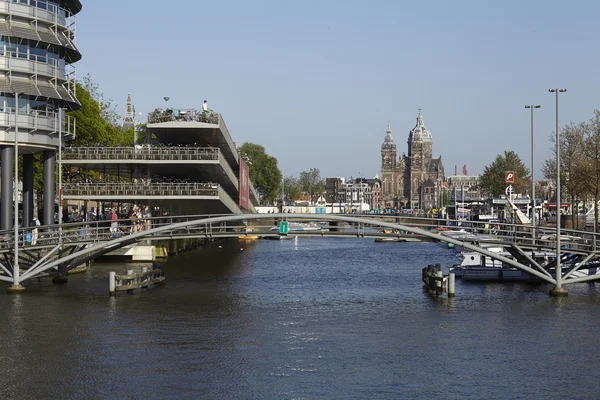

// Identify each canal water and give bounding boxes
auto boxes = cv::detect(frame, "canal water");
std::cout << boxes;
[1,238,600,399]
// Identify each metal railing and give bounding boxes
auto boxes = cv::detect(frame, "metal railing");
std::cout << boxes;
[63,146,220,161]
[0,107,75,136]
[147,108,219,124]
[63,182,220,197]
[3,0,75,25]
[0,214,599,255]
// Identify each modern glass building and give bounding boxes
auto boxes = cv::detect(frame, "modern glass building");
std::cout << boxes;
[0,0,82,229]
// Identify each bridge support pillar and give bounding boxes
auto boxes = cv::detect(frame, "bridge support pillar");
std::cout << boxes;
[42,150,55,226]
[52,275,68,284]
[23,154,34,228]
[549,287,568,297]
[1,145,14,231]
[7,284,25,293]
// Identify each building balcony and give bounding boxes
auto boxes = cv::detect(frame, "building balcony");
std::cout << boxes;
[147,108,219,125]
[63,182,242,214]
[0,108,75,147]
[0,53,68,82]
[0,3,81,63]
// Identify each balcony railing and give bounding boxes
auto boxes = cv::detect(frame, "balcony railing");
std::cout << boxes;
[2,0,76,26]
[63,182,220,197]
[0,107,75,136]
[63,146,220,161]
[147,108,219,125]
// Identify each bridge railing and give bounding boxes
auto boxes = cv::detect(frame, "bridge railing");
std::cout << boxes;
[0,214,599,253]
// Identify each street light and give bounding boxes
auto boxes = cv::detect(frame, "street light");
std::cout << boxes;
[58,108,63,245]
[11,92,21,292]
[548,88,567,296]
[163,97,170,109]
[525,104,541,241]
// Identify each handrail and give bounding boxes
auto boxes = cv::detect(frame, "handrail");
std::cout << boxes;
[2,0,75,24]
[0,107,75,135]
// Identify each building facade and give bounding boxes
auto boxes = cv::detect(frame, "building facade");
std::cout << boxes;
[0,0,82,229]
[381,114,444,210]
[447,174,482,201]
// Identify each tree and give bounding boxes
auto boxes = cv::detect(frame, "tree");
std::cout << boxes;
[283,176,302,204]
[480,151,530,197]
[584,111,600,233]
[542,122,587,226]
[68,74,130,146]
[299,168,325,204]
[238,143,282,204]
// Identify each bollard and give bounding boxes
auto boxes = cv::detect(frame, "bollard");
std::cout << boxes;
[448,272,455,297]
[141,266,148,289]
[435,269,443,296]
[126,269,134,293]
[109,271,116,296]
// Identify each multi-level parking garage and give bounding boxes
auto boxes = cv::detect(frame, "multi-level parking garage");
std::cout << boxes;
[0,0,81,228]
[62,108,259,215]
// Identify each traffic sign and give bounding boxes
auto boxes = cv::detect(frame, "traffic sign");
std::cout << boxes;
[505,171,515,184]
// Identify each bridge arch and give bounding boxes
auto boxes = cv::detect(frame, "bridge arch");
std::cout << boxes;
[13,214,561,286]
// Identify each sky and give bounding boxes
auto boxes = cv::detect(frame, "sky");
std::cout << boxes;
[76,0,599,180]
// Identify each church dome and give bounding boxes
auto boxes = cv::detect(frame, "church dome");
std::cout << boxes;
[409,114,432,142]
[381,121,396,151]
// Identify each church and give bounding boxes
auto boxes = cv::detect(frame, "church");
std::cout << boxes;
[380,113,445,210]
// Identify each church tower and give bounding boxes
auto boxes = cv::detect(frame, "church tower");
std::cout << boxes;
[380,121,397,205]
[122,94,135,131]
[407,112,433,208]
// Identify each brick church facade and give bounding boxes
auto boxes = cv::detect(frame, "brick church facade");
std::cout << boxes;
[380,114,445,210]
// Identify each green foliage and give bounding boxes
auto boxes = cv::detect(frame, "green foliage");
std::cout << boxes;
[68,74,130,146]
[238,142,282,204]
[299,168,325,203]
[283,176,302,203]
[480,151,530,197]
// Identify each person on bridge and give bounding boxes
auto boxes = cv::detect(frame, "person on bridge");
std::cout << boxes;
[32,217,40,245]
[110,209,118,238]
[202,100,209,114]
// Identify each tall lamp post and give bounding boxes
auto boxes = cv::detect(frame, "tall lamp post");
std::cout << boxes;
[549,88,567,296]
[525,104,541,242]
[8,92,24,292]
[58,108,63,245]
[163,97,170,110]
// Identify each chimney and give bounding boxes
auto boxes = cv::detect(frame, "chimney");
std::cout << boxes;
[454,165,457,176]
[463,165,467,175]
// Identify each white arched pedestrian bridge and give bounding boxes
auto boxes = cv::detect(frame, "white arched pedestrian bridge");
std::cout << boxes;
[1,213,599,294]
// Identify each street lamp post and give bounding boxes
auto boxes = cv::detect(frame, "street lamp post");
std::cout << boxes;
[525,104,541,242]
[58,108,63,245]
[549,88,567,296]
[8,92,24,292]
[163,97,170,110]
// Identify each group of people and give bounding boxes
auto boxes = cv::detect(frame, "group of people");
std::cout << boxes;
[110,204,151,238]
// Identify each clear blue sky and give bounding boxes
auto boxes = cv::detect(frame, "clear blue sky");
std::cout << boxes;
[77,0,599,180]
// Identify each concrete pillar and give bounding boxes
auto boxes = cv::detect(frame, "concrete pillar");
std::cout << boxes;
[109,271,116,296]
[22,154,34,227]
[1,146,14,230]
[549,287,568,297]
[448,272,455,297]
[42,150,55,226]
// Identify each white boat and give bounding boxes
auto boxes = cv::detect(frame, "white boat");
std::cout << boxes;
[449,246,554,282]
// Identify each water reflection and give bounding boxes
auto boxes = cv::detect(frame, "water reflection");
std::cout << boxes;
[0,238,599,399]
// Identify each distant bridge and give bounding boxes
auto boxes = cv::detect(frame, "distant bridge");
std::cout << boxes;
[1,213,599,294]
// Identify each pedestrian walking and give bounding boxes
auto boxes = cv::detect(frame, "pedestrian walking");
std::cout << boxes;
[32,217,40,245]
[110,209,118,238]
